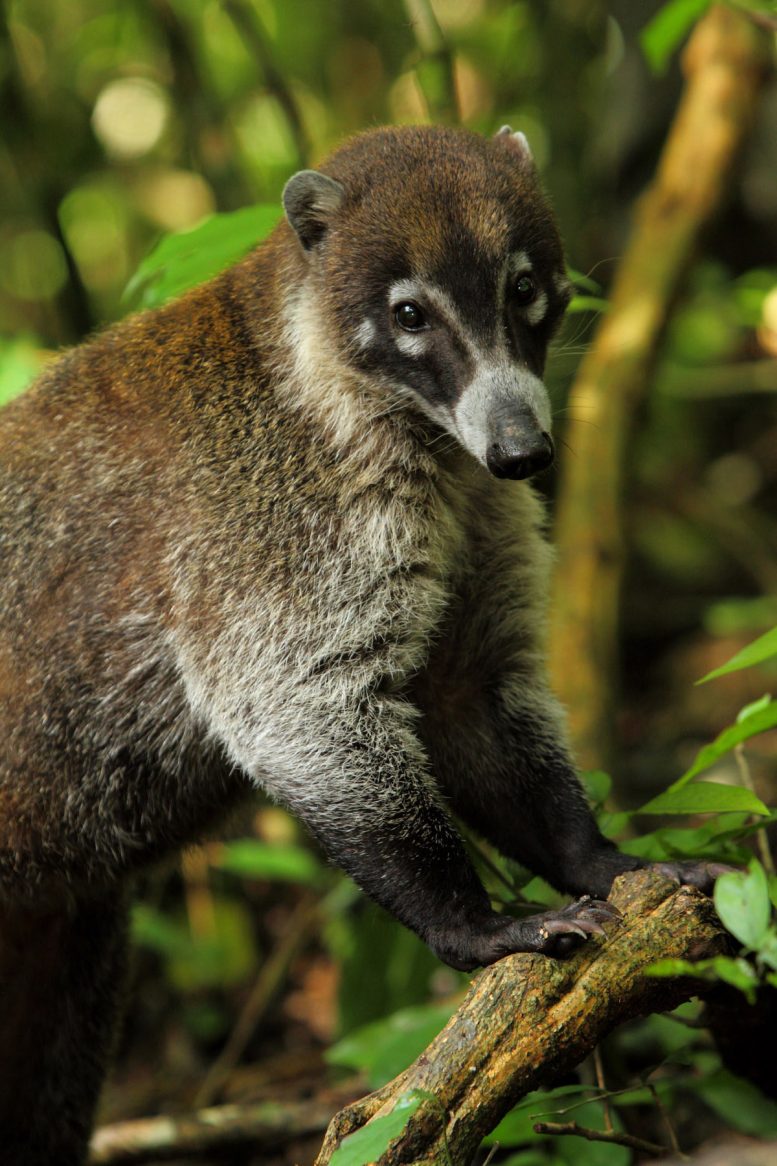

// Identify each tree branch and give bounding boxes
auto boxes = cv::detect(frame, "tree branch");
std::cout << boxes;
[314,871,727,1166]
[90,1093,350,1164]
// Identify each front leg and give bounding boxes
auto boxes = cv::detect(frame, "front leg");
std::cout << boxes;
[248,691,618,970]
[414,481,725,901]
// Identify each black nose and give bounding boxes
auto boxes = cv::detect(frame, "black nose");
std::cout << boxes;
[486,432,555,480]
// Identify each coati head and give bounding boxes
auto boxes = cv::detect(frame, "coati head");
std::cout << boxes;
[282,125,571,481]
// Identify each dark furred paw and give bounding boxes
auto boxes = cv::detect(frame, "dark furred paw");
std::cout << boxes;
[651,860,734,894]
[513,896,622,959]
[433,896,621,970]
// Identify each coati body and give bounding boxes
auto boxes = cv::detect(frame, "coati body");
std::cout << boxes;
[0,125,723,1162]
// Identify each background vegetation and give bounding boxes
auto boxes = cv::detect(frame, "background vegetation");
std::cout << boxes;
[1,1,776,1163]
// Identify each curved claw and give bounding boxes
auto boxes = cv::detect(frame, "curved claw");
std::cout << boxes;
[437,895,623,969]
[525,895,621,956]
[559,897,621,924]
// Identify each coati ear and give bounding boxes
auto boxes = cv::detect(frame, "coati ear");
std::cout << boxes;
[282,170,345,252]
[494,125,534,170]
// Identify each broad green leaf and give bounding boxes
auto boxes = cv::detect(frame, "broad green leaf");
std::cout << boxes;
[770,873,777,912]
[132,902,191,957]
[132,898,258,990]
[499,1152,557,1166]
[638,781,768,817]
[212,839,325,885]
[567,267,601,293]
[568,295,609,315]
[646,956,709,979]
[641,0,713,74]
[556,1101,630,1166]
[331,899,453,1036]
[714,862,772,948]
[647,955,759,1001]
[125,204,281,308]
[327,1002,455,1089]
[696,1069,777,1135]
[488,1093,628,1165]
[757,929,777,971]
[582,770,612,807]
[706,956,760,1002]
[737,694,774,722]
[329,1091,423,1166]
[484,1085,592,1146]
[698,627,777,682]
[670,700,777,788]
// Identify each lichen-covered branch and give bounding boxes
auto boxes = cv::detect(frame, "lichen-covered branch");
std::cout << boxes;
[549,5,772,769]
[315,871,727,1166]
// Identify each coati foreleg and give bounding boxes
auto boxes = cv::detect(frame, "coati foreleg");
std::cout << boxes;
[243,692,617,971]
[414,484,727,902]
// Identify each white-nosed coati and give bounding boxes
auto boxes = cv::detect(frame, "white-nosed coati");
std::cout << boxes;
[0,125,725,1163]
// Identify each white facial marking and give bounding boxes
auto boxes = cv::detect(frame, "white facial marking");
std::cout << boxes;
[525,289,548,327]
[507,252,532,279]
[388,278,464,332]
[388,278,474,363]
[395,331,430,359]
[355,318,376,350]
[554,270,573,299]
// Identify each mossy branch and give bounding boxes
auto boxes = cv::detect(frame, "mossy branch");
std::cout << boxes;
[315,871,727,1166]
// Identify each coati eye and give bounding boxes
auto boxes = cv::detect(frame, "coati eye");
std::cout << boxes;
[512,275,537,305]
[394,302,427,331]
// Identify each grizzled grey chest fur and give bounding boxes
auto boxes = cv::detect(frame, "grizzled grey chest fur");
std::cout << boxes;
[0,125,722,1166]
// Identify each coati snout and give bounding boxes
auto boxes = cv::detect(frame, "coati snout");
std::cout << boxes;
[486,416,555,481]
[283,126,570,480]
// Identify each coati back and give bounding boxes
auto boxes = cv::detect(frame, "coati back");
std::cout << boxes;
[0,125,724,1163]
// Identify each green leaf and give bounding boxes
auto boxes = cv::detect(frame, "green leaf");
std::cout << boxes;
[484,1085,592,1146]
[329,1091,424,1166]
[757,929,777,971]
[638,781,768,817]
[647,955,759,1002]
[568,295,609,315]
[582,770,612,807]
[212,839,325,885]
[670,700,777,788]
[327,1002,456,1089]
[737,694,774,722]
[646,956,710,979]
[555,1102,630,1166]
[699,627,777,682]
[132,898,258,990]
[125,204,280,308]
[707,956,760,1001]
[567,267,601,293]
[714,862,772,948]
[641,0,713,74]
[620,811,751,858]
[696,1069,777,1135]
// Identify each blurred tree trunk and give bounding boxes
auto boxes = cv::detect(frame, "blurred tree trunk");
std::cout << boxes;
[549,5,772,770]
